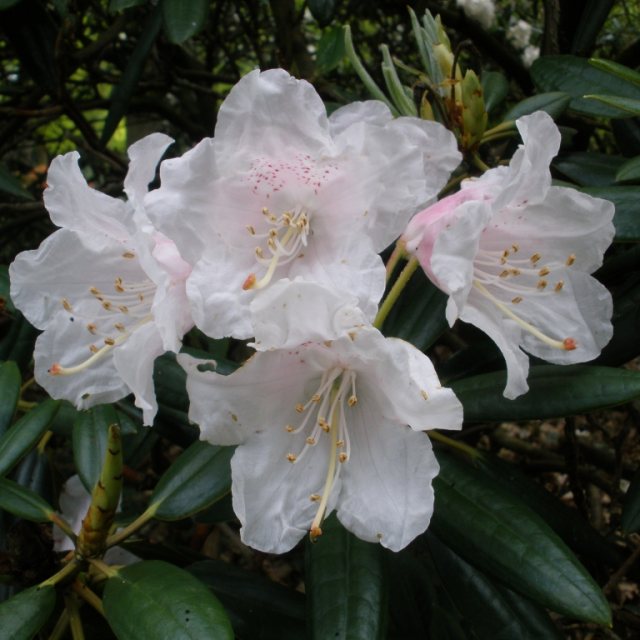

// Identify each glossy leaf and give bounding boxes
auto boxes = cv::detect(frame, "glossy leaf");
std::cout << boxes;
[582,186,640,242]
[0,165,34,200]
[305,514,387,640]
[0,399,59,477]
[451,365,640,422]
[0,584,56,640]
[553,152,625,187]
[622,469,640,533]
[502,92,571,122]
[110,0,145,10]
[148,441,233,520]
[0,477,55,522]
[585,94,640,116]
[570,0,615,56]
[162,0,209,44]
[590,58,640,88]
[424,533,562,639]
[101,5,162,143]
[307,0,337,26]
[0,361,21,438]
[531,55,640,118]
[189,560,305,640]
[316,26,345,74]
[103,560,233,639]
[73,404,120,492]
[381,267,447,350]
[616,156,640,184]
[432,453,611,624]
[482,71,509,114]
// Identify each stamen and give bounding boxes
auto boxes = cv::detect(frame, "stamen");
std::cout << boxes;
[554,281,564,292]
[511,296,523,304]
[538,267,550,276]
[530,253,541,265]
[566,254,576,266]
[62,298,73,312]
[473,281,576,351]
[286,453,297,463]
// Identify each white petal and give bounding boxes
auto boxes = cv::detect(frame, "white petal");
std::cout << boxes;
[124,133,174,208]
[44,152,131,247]
[336,411,439,552]
[328,100,393,136]
[54,475,91,551]
[113,322,164,425]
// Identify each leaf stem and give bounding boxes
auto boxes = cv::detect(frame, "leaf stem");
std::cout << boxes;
[470,152,491,172]
[374,256,419,329]
[71,579,106,617]
[428,431,479,459]
[39,558,80,588]
[385,242,407,282]
[105,505,155,548]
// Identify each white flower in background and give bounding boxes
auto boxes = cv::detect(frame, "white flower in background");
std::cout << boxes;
[522,45,540,68]
[53,475,137,565]
[145,68,460,339]
[9,134,193,424]
[403,111,614,399]
[507,19,532,49]
[456,0,495,30]
[179,283,463,553]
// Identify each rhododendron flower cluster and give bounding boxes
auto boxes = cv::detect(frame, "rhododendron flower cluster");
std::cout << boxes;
[9,70,614,553]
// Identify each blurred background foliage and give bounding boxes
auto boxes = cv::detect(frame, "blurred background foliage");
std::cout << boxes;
[2,1,640,639]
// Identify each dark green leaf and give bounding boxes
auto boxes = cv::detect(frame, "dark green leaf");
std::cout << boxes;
[0,361,21,438]
[73,404,120,492]
[590,58,640,88]
[0,166,34,200]
[432,453,611,624]
[381,267,447,350]
[502,92,571,122]
[0,400,59,477]
[553,152,626,187]
[582,186,640,242]
[316,26,346,74]
[585,94,640,116]
[307,0,337,26]
[0,584,55,640]
[189,560,305,640]
[451,365,640,422]
[0,0,22,9]
[616,156,640,184]
[110,0,145,10]
[149,441,233,520]
[531,55,640,118]
[101,5,162,143]
[424,533,562,639]
[622,469,640,533]
[13,449,55,506]
[571,0,615,56]
[481,71,509,114]
[103,560,233,639]
[306,515,387,640]
[0,477,55,522]
[162,0,209,44]
[0,313,38,369]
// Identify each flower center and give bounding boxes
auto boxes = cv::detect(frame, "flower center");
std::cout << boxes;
[242,207,310,291]
[283,366,357,541]
[50,250,156,376]
[473,244,577,351]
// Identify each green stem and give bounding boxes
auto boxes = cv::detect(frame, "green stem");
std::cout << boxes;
[470,152,491,172]
[105,505,155,548]
[72,580,106,617]
[428,431,479,459]
[373,256,419,329]
[482,120,516,139]
[65,594,86,640]
[385,242,407,282]
[48,609,70,640]
[89,558,119,579]
[39,558,80,588]
[480,129,519,145]
[49,512,77,544]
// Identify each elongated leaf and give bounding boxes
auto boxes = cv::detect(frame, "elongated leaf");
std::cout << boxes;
[316,26,345,74]
[162,0,209,44]
[308,0,337,26]
[0,477,55,522]
[586,94,640,116]
[451,365,640,422]
[432,453,611,624]
[502,92,571,122]
[73,404,120,492]
[0,166,34,200]
[531,55,640,118]
[101,5,162,143]
[110,0,145,10]
[590,58,640,88]
[622,469,640,533]
[482,71,509,114]
[553,152,625,187]
[582,186,640,242]
[305,515,387,640]
[189,560,305,640]
[0,584,55,640]
[104,561,233,639]
[381,267,447,350]
[0,361,21,437]
[149,441,233,520]
[571,0,615,56]
[424,533,562,639]
[0,399,59,477]
[616,156,640,184]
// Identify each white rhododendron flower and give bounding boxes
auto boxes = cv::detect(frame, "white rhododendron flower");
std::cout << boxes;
[456,0,495,29]
[179,283,463,553]
[507,19,533,49]
[9,134,193,424]
[522,45,540,68]
[146,68,460,339]
[403,111,614,398]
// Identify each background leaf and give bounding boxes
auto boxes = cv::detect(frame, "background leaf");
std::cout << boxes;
[162,0,209,44]
[0,584,56,640]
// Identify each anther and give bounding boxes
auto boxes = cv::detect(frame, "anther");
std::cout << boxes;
[102,301,112,310]
[499,270,510,278]
[122,251,135,259]
[114,323,126,332]
[295,403,305,413]
[310,494,321,502]
[538,267,550,276]
[246,225,256,235]
[566,254,576,266]
[118,305,129,314]
[87,323,97,334]
[62,298,73,312]
[89,345,99,353]
[563,338,577,350]
[318,418,330,432]
[104,337,115,346]
[537,280,548,290]
[530,253,541,264]
[311,394,321,403]
[338,453,348,463]
[511,296,523,304]
[242,274,257,290]
[306,437,316,445]
[285,424,295,432]
[511,244,519,252]
[421,390,429,400]
[347,395,357,407]
[554,281,564,292]
[90,287,101,296]
[286,453,297,463]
